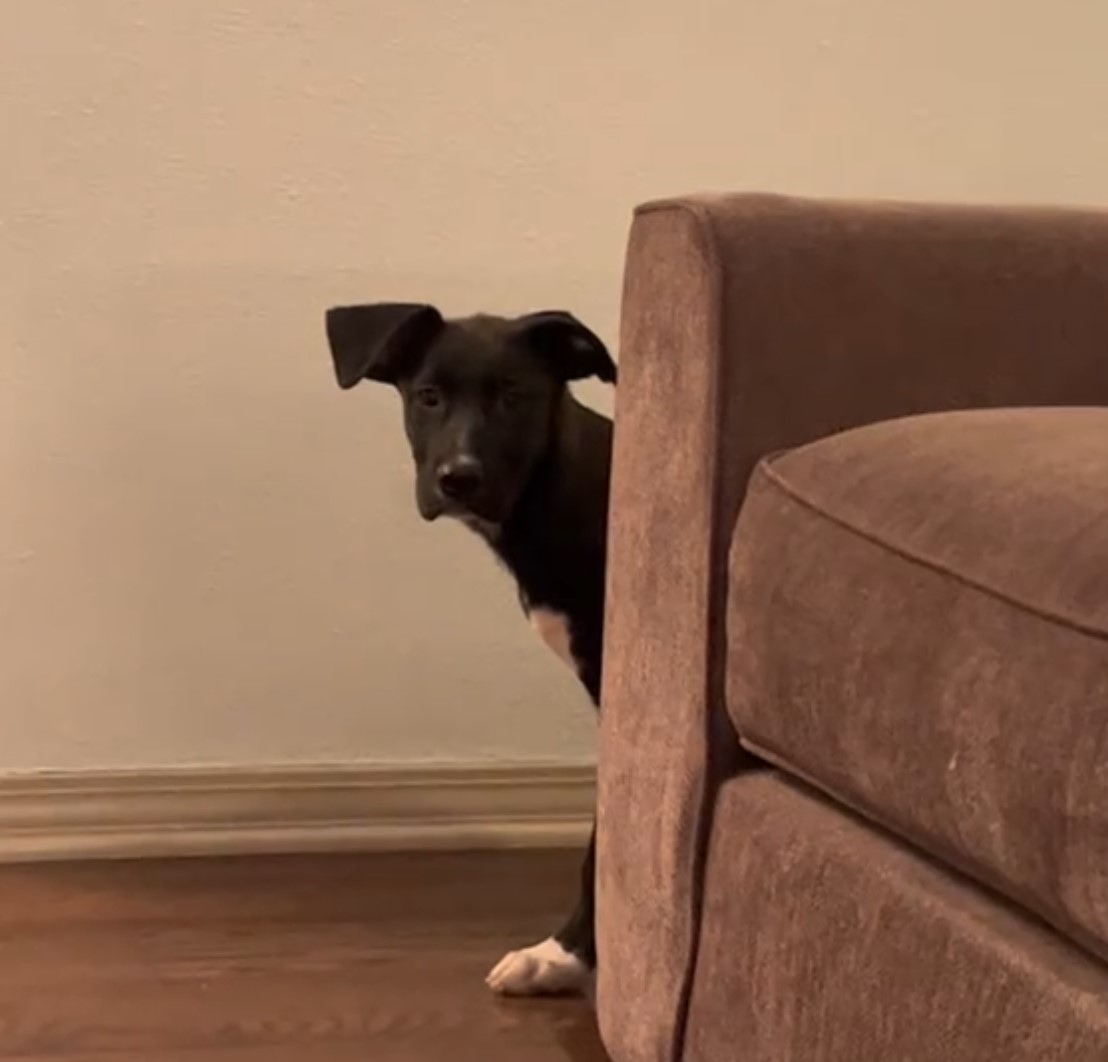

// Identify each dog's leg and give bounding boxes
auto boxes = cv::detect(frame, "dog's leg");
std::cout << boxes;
[486,824,596,997]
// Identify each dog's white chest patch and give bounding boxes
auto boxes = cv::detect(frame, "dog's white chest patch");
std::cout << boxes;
[529,607,576,671]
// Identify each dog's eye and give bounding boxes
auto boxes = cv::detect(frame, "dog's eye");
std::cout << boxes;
[499,387,523,410]
[414,386,442,409]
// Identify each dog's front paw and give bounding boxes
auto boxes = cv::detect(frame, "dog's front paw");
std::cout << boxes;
[486,937,592,997]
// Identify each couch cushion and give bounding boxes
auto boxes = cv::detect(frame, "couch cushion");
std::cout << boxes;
[686,772,1108,1062]
[728,407,1108,958]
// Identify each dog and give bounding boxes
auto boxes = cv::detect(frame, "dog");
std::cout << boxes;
[324,302,615,997]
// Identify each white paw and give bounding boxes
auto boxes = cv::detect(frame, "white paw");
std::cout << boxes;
[485,936,592,997]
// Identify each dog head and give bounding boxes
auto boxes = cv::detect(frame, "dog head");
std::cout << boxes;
[325,303,616,524]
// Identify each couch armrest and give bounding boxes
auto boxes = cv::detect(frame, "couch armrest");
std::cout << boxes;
[597,192,1108,1062]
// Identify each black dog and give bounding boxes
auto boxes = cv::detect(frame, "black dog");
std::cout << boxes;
[325,303,615,996]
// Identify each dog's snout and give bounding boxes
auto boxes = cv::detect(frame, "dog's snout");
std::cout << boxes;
[437,456,483,502]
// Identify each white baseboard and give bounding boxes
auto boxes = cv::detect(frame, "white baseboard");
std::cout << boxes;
[0,763,595,863]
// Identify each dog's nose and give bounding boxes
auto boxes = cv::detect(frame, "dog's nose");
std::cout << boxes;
[437,456,483,502]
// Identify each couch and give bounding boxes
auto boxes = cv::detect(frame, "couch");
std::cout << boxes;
[597,193,1108,1061]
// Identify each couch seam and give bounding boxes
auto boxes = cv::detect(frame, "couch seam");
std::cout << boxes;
[754,459,1108,644]
[739,735,1108,971]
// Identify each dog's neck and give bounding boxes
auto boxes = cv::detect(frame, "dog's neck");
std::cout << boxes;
[463,390,612,704]
[465,391,611,594]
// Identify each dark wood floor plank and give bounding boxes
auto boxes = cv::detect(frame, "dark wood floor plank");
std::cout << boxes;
[0,850,609,1061]
[0,850,579,925]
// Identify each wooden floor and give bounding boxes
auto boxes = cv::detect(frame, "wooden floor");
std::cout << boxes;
[0,849,611,1061]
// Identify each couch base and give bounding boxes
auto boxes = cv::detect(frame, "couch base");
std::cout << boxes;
[681,773,1108,1062]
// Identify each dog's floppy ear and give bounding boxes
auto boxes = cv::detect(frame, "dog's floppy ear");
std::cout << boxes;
[512,311,617,384]
[325,303,444,389]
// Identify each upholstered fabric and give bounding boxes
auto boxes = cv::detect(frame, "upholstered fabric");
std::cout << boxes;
[599,193,1108,1062]
[684,773,1108,1062]
[728,407,1108,961]
[599,203,752,1062]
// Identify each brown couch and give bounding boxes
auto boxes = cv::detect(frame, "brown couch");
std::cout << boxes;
[597,193,1108,1062]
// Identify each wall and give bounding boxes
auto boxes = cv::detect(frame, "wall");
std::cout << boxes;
[2,0,1106,771]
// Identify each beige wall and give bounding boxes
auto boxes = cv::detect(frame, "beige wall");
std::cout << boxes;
[2,1,1106,771]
